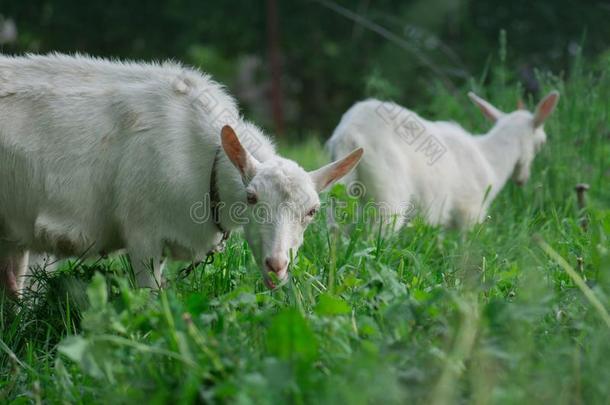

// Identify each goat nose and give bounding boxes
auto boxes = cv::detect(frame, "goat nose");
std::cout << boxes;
[265,257,288,274]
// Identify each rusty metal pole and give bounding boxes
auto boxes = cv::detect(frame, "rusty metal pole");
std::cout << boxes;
[575,183,590,231]
[266,0,285,136]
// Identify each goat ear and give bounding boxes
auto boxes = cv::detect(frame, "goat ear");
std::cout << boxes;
[221,125,260,184]
[533,90,560,128]
[310,148,363,192]
[468,92,504,122]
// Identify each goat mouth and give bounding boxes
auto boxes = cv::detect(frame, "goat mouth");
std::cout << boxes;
[264,278,277,289]
[263,272,288,289]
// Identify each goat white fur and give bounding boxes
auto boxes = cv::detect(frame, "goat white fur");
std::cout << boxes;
[326,91,559,230]
[0,53,363,296]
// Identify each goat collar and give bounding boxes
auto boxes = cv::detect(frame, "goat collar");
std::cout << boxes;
[210,148,230,245]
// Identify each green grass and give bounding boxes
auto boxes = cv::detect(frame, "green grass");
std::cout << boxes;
[2,55,610,404]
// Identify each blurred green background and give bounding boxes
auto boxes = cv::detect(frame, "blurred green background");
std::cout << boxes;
[1,0,608,138]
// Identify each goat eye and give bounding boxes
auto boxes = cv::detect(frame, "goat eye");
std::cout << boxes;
[306,207,318,217]
[246,191,258,205]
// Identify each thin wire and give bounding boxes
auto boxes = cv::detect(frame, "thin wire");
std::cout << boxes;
[312,0,457,92]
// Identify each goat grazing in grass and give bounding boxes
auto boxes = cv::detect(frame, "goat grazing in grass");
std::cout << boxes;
[326,90,559,231]
[0,53,363,297]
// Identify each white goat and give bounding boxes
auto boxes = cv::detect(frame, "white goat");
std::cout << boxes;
[0,53,363,296]
[326,90,559,230]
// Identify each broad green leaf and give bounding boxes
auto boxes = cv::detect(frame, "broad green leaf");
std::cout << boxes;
[267,309,317,364]
[58,336,88,363]
[315,293,351,316]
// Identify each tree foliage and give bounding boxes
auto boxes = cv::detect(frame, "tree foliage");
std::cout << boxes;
[1,0,607,135]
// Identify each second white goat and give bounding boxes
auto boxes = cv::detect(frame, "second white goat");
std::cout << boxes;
[326,91,559,230]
